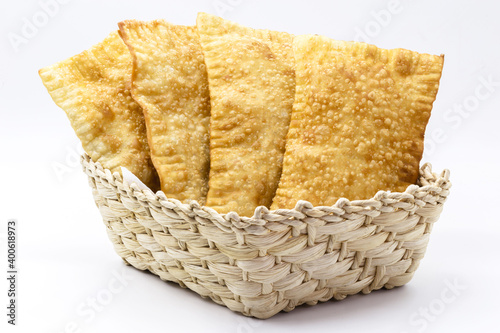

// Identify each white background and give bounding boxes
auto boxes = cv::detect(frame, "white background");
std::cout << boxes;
[1,0,499,332]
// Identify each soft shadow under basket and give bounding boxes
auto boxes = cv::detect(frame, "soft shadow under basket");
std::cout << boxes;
[81,154,451,319]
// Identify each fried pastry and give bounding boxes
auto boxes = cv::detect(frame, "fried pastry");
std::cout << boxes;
[196,13,295,216]
[39,31,159,190]
[271,35,444,209]
[118,20,211,204]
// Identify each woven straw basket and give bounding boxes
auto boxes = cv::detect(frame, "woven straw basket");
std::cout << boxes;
[81,154,451,319]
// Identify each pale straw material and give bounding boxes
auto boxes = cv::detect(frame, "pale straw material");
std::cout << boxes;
[81,154,451,318]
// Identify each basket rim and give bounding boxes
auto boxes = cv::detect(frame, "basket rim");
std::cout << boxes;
[81,154,451,232]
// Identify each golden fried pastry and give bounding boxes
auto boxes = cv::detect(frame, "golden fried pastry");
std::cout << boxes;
[197,12,295,216]
[39,31,159,190]
[272,35,444,209]
[118,20,211,204]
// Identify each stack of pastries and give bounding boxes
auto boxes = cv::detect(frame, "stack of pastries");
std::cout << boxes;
[39,13,444,217]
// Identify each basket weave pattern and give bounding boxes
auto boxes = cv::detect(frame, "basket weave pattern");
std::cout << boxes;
[81,154,451,318]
